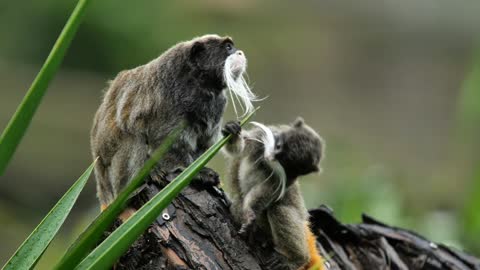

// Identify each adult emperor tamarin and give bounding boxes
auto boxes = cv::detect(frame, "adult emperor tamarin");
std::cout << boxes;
[91,34,255,208]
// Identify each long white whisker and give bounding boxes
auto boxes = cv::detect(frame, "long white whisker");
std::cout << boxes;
[232,87,246,111]
[270,161,287,202]
[223,55,260,118]
[228,86,239,117]
[276,168,286,201]
[246,137,263,144]
[253,155,263,165]
[261,170,275,186]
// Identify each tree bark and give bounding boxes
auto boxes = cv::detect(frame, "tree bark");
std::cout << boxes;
[109,175,480,270]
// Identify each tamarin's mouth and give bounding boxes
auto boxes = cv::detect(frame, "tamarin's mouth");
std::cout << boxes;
[228,50,247,78]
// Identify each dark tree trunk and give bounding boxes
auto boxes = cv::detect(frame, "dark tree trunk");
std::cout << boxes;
[110,176,480,270]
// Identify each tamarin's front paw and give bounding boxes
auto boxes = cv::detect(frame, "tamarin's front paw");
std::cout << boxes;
[222,120,241,137]
[192,167,220,187]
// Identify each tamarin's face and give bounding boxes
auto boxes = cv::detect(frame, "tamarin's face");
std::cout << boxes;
[189,35,246,86]
[187,34,255,116]
[274,118,323,180]
[250,119,323,181]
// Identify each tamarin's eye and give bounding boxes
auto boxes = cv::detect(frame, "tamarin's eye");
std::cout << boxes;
[275,142,282,150]
[225,43,235,54]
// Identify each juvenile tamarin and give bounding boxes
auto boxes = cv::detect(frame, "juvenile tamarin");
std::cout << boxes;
[222,118,325,270]
[91,34,256,208]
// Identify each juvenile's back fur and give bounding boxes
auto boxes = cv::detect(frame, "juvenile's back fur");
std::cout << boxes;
[224,118,325,270]
[91,35,250,206]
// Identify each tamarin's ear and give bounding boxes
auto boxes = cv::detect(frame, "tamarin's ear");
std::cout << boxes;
[293,117,305,128]
[190,41,206,60]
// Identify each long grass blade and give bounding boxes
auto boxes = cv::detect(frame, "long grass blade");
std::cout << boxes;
[0,0,92,175]
[54,122,186,270]
[1,159,96,270]
[458,49,480,249]
[75,109,257,270]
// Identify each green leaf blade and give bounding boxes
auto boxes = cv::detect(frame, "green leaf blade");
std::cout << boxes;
[1,160,96,270]
[75,109,257,270]
[0,0,92,175]
[54,121,185,270]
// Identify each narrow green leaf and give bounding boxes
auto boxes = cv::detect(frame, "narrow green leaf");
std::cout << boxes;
[458,49,480,248]
[458,49,480,129]
[0,0,92,175]
[54,122,186,270]
[75,109,257,270]
[1,159,96,270]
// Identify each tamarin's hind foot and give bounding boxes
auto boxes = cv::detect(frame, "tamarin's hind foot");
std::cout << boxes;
[222,120,241,136]
[191,167,220,187]
[238,208,256,236]
[151,167,169,182]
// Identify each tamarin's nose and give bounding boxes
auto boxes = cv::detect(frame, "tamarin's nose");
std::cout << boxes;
[236,51,243,56]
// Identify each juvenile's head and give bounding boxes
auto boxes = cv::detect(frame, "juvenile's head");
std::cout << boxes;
[249,118,324,181]
[272,118,324,180]
[178,34,256,116]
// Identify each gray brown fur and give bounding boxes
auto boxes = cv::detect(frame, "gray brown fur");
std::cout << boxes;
[91,34,240,206]
[223,118,324,269]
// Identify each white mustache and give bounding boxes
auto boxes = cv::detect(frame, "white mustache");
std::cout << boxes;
[249,122,287,203]
[223,52,258,118]
[250,122,275,161]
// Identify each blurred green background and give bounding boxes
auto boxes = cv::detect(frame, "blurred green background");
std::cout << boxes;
[1,0,479,268]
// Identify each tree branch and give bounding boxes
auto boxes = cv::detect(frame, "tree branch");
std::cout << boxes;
[108,176,480,270]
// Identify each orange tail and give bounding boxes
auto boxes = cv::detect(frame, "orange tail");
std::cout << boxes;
[304,223,325,270]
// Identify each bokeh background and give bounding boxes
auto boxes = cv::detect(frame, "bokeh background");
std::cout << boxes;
[1,0,479,268]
